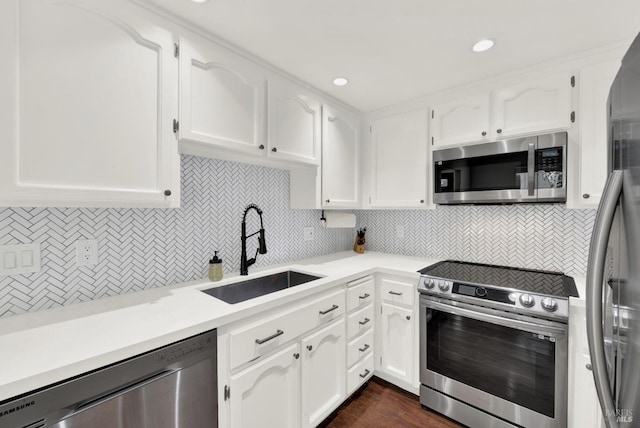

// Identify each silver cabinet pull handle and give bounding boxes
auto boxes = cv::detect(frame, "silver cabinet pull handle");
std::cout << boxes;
[359,369,370,378]
[359,344,370,352]
[388,290,402,296]
[319,304,339,315]
[359,318,370,326]
[359,293,370,300]
[255,329,284,344]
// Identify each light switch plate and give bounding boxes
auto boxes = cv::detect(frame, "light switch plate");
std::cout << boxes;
[0,243,41,276]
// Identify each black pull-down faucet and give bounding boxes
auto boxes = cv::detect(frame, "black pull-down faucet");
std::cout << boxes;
[240,204,267,275]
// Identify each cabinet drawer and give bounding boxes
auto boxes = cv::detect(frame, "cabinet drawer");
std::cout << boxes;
[347,352,374,394]
[346,277,374,312]
[229,288,345,370]
[379,277,415,307]
[347,329,374,368]
[346,304,374,340]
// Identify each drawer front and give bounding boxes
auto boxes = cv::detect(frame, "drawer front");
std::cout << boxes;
[347,352,374,394]
[347,328,374,367]
[346,303,374,340]
[230,288,345,370]
[379,277,415,307]
[346,277,374,312]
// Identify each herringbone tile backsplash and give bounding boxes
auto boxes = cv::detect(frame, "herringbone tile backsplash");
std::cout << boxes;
[0,155,596,319]
[0,156,352,318]
[357,205,595,277]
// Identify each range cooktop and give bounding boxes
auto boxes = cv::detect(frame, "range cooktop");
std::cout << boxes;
[418,260,578,298]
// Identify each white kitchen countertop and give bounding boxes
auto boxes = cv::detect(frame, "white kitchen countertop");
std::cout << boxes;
[0,251,586,402]
[0,251,439,402]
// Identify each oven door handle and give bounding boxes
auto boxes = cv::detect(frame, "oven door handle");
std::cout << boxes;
[423,300,566,338]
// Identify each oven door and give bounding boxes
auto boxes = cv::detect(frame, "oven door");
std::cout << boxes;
[419,295,568,428]
[433,136,537,204]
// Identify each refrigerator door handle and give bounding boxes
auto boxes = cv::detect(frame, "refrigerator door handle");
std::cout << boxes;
[586,170,623,428]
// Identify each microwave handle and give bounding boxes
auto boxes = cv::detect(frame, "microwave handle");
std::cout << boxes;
[527,142,535,196]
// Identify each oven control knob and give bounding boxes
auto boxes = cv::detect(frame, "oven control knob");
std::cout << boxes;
[476,287,487,297]
[438,281,450,292]
[425,278,435,289]
[519,294,535,308]
[541,298,558,312]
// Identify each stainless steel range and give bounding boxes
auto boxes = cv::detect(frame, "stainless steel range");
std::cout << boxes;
[417,260,578,428]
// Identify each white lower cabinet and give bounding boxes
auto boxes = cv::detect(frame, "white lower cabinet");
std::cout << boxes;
[378,304,414,385]
[344,276,375,395]
[375,274,418,393]
[220,287,347,428]
[301,319,346,428]
[568,303,605,428]
[229,343,301,428]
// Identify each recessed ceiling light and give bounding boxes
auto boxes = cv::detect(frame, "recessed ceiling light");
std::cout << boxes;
[332,77,349,87]
[191,0,209,3]
[472,39,495,53]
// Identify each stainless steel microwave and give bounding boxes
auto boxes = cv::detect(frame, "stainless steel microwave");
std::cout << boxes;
[433,132,567,204]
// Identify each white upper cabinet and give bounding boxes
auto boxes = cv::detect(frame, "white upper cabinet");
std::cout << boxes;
[179,36,266,156]
[430,94,490,147]
[571,59,620,209]
[492,72,573,139]
[322,105,361,209]
[267,75,321,166]
[0,0,179,207]
[370,110,428,208]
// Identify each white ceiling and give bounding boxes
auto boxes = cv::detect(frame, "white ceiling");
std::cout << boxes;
[147,0,640,112]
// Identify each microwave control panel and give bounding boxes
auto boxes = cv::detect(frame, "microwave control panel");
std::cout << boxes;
[536,148,563,172]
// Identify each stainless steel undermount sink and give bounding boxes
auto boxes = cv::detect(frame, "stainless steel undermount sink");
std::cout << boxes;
[201,270,322,304]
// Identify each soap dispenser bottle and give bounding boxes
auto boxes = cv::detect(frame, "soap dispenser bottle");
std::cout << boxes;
[208,251,223,282]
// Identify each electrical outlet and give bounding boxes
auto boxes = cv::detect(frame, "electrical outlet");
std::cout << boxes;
[396,225,405,239]
[76,239,98,267]
[303,227,315,241]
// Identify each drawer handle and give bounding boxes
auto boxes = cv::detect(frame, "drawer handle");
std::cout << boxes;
[388,290,403,296]
[294,353,300,360]
[359,369,370,379]
[359,293,370,300]
[359,344,370,352]
[319,304,339,315]
[307,345,313,351]
[359,318,370,326]
[255,329,284,345]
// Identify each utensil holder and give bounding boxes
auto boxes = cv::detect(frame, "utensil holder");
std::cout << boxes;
[353,236,365,254]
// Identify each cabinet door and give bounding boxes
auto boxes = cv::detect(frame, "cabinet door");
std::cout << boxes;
[378,303,414,385]
[568,306,605,428]
[492,72,572,138]
[179,36,266,155]
[322,105,360,208]
[430,94,490,147]
[267,75,320,165]
[575,60,620,208]
[370,110,428,208]
[229,343,300,428]
[301,319,345,428]
[0,0,178,207]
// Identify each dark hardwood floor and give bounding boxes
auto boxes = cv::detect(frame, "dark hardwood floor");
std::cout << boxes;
[320,377,463,428]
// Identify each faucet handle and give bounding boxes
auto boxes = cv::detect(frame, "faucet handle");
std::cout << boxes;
[259,229,267,254]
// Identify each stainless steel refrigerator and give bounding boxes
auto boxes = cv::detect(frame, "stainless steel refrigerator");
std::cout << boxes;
[586,33,640,427]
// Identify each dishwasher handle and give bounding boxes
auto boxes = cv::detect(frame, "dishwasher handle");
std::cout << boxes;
[67,369,176,417]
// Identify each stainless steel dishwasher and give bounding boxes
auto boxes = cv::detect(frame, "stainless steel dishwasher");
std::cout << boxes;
[0,329,217,428]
